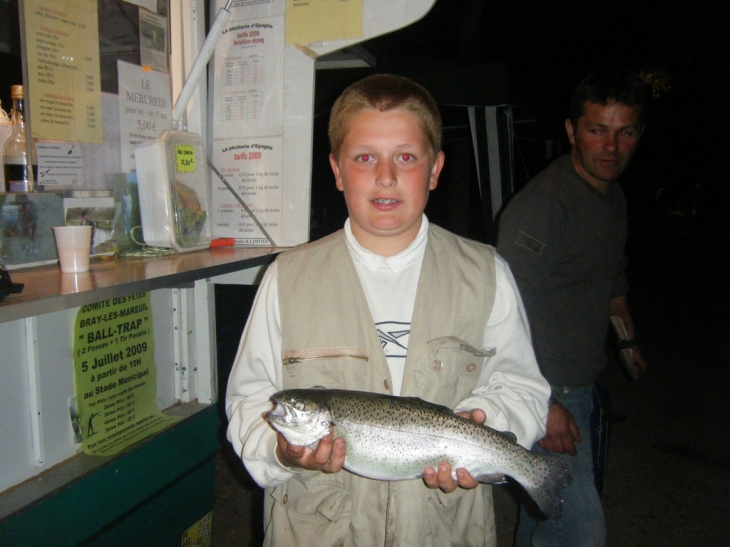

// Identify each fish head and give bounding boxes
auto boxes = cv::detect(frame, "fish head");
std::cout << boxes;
[267,389,333,447]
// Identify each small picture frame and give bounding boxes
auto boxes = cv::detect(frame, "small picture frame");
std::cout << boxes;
[66,206,117,256]
[1,192,65,269]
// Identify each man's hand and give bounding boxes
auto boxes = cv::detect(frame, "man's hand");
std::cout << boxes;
[610,294,649,380]
[276,431,346,473]
[537,402,582,455]
[422,408,486,492]
[631,346,649,378]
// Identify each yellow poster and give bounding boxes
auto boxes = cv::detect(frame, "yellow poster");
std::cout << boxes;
[285,0,363,45]
[73,292,180,456]
[23,0,103,143]
[181,511,213,547]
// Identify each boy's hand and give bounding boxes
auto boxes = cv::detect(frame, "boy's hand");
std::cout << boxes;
[276,431,346,473]
[422,408,486,492]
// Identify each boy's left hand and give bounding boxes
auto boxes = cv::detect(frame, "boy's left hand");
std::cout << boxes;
[422,408,486,492]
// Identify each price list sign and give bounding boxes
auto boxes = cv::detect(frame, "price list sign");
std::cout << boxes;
[213,18,284,139]
[118,60,172,172]
[73,292,180,457]
[24,0,103,143]
[211,136,283,245]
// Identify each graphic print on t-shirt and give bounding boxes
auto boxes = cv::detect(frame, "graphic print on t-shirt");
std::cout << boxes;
[376,321,410,360]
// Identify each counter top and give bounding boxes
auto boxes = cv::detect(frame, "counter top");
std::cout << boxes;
[0,247,281,323]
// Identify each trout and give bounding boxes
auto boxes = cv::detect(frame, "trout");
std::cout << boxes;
[268,388,571,519]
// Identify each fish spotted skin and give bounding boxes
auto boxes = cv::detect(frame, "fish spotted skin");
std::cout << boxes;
[267,388,571,519]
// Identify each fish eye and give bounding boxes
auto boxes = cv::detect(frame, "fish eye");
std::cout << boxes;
[294,402,305,411]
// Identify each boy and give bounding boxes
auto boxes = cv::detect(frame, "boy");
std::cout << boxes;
[226,74,550,546]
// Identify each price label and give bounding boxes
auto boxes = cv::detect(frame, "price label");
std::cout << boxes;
[175,144,196,173]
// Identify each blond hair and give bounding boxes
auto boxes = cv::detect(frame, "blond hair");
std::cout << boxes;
[328,74,442,158]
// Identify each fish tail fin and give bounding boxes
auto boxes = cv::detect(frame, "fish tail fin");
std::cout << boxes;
[521,454,572,519]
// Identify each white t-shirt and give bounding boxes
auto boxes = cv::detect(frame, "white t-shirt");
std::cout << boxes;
[345,217,427,395]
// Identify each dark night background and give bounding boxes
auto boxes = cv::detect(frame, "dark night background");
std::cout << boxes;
[308,0,730,245]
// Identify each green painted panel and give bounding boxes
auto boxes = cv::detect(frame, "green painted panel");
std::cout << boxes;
[85,457,216,547]
[0,406,219,547]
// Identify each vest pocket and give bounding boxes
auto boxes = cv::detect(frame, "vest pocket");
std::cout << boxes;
[282,347,369,389]
[427,336,496,405]
[269,475,353,546]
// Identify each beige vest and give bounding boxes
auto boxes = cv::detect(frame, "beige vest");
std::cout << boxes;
[267,225,498,547]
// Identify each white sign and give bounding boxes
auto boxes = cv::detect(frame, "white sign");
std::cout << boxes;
[36,141,84,186]
[117,61,172,172]
[212,16,285,139]
[139,10,168,73]
[210,136,283,245]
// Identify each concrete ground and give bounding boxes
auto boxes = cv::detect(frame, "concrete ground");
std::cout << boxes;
[210,211,730,547]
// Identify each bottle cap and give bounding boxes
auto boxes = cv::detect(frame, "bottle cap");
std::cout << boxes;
[10,85,24,100]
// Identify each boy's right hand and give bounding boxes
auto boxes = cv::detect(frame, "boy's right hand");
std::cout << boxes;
[276,431,346,473]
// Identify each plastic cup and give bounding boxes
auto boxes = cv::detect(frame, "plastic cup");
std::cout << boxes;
[60,272,93,293]
[52,226,92,273]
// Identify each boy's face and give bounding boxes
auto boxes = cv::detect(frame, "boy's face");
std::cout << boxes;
[329,108,444,256]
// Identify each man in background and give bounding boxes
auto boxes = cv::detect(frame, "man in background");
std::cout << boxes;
[497,69,649,547]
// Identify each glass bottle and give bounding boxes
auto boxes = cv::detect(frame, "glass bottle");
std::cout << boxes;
[3,85,36,192]
[0,100,12,192]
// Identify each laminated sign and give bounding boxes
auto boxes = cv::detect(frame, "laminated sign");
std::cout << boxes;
[73,292,180,456]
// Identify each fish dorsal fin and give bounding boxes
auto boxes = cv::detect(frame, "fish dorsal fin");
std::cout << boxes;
[495,429,517,443]
[398,396,454,414]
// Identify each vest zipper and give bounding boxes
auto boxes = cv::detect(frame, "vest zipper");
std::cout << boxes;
[283,350,369,365]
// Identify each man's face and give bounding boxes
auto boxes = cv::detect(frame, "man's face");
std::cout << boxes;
[329,108,444,256]
[565,101,643,192]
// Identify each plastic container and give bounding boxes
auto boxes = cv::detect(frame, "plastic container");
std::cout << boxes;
[134,131,212,252]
